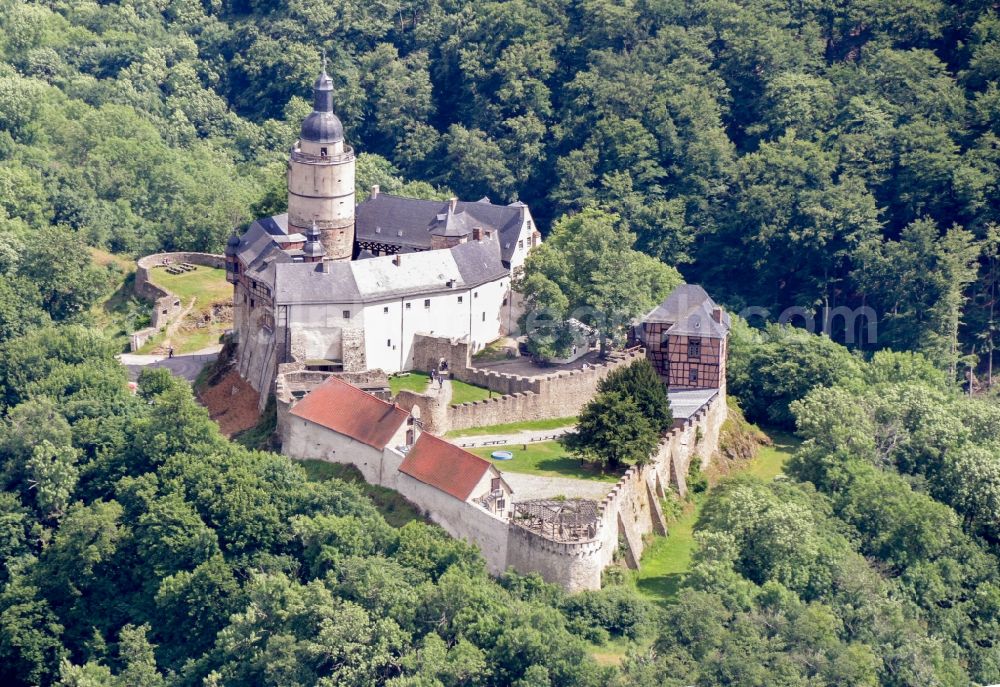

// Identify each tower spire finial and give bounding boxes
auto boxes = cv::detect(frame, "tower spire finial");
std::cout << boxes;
[322,49,327,74]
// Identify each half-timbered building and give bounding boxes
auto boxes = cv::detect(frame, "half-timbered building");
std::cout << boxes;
[637,284,730,390]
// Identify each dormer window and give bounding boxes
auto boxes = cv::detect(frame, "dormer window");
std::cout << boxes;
[320,147,328,157]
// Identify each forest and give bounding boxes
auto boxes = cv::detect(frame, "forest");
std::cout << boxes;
[1,0,998,372]
[1,0,1000,685]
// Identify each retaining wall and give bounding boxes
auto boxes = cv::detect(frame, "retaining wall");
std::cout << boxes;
[130,252,225,350]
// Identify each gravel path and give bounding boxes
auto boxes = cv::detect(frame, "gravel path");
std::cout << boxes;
[501,472,613,501]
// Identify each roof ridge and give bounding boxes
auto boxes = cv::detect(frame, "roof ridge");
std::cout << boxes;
[414,432,491,467]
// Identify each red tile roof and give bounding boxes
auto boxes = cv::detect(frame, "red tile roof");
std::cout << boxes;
[399,433,499,502]
[290,376,410,450]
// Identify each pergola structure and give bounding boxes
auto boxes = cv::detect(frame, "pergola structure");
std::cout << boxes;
[513,498,600,542]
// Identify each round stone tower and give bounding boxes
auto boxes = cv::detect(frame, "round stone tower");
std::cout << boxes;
[287,68,355,260]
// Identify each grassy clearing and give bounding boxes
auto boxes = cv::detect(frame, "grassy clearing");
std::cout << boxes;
[633,496,703,600]
[139,266,231,354]
[147,265,231,306]
[89,247,135,272]
[587,636,650,667]
[449,378,494,404]
[389,372,431,396]
[446,416,578,438]
[469,440,621,483]
[296,459,425,528]
[744,429,798,480]
[632,428,801,604]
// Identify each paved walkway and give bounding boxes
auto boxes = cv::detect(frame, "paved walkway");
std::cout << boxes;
[118,345,222,382]
[501,472,613,501]
[452,426,574,448]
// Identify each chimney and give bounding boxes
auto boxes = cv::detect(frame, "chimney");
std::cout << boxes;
[392,254,401,267]
[712,307,723,324]
[472,226,483,241]
[370,184,379,199]
[448,197,458,212]
[321,259,332,273]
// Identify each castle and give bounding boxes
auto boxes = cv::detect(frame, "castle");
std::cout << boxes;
[225,67,541,398]
[221,68,732,591]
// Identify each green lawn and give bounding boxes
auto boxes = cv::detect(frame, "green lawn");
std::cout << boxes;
[745,429,799,480]
[296,459,425,528]
[136,266,231,354]
[469,440,621,483]
[446,416,578,438]
[148,265,231,307]
[388,373,492,404]
[633,497,703,600]
[632,428,802,603]
[390,372,431,396]
[449,379,494,405]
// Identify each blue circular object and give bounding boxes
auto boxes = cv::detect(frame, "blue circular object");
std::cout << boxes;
[491,450,514,461]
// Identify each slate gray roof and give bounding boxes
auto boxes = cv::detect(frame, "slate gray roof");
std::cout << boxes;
[642,284,730,338]
[235,215,292,273]
[356,194,528,264]
[450,240,510,285]
[271,240,507,306]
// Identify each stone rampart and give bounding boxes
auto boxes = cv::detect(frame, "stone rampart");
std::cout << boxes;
[505,388,726,590]
[130,252,225,350]
[275,332,728,593]
[405,335,646,433]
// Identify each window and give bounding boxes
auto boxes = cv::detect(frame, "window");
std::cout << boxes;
[424,299,431,308]
[689,368,698,384]
[482,312,486,322]
[474,291,478,298]
[519,239,524,250]
[496,499,505,512]
[491,477,501,491]
[250,298,255,308]
[342,310,350,319]
[320,147,328,157]
[457,295,463,303]
[387,339,392,347]
[688,339,702,358]
[405,302,411,309]
[383,306,389,314]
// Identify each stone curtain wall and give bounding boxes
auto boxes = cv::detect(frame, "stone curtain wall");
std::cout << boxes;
[506,389,726,591]
[446,351,636,431]
[405,334,646,433]
[130,252,225,350]
[276,333,729,592]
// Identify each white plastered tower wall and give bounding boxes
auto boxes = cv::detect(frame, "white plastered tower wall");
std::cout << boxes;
[287,69,355,260]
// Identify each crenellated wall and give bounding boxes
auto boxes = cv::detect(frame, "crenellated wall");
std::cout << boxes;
[504,389,726,591]
[403,335,646,433]
[275,334,728,593]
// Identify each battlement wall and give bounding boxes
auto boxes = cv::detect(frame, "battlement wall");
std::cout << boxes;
[506,388,726,590]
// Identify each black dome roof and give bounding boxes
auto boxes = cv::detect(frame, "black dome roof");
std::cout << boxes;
[300,111,344,143]
[300,68,344,143]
